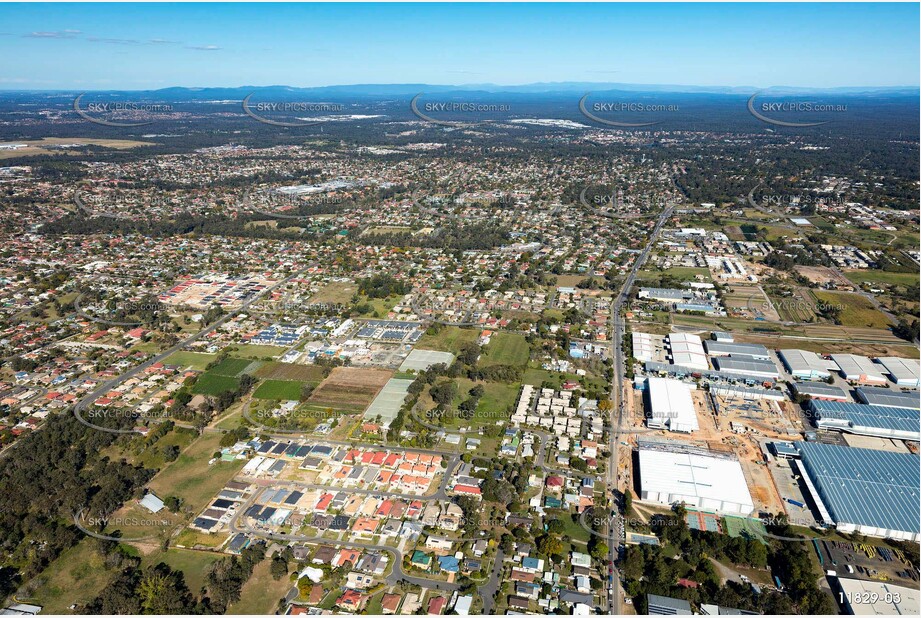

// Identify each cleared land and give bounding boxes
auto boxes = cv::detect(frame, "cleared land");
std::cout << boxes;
[0,137,153,159]
[310,281,357,305]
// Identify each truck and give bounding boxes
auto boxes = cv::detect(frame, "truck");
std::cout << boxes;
[785,498,805,508]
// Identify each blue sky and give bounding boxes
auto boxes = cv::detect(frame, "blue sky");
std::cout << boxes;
[0,3,917,90]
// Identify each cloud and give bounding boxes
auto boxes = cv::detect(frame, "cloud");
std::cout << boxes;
[88,37,140,45]
[186,44,221,51]
[25,29,82,39]
[148,38,181,45]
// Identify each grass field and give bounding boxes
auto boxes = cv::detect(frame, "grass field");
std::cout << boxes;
[165,351,217,371]
[209,357,256,377]
[226,558,293,614]
[812,291,891,329]
[142,548,223,595]
[230,344,284,359]
[253,379,304,400]
[416,325,479,354]
[25,540,114,613]
[423,377,518,428]
[192,372,241,395]
[481,332,529,367]
[147,432,246,515]
[843,269,920,288]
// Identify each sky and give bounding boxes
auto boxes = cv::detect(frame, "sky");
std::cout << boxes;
[0,2,918,90]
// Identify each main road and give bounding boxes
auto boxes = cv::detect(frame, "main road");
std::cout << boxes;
[605,203,673,614]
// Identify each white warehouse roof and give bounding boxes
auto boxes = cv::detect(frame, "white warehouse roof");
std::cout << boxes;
[638,446,754,515]
[830,354,887,385]
[878,357,921,387]
[646,377,699,433]
[667,333,708,371]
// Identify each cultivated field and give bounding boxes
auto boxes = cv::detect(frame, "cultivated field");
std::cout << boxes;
[304,366,392,413]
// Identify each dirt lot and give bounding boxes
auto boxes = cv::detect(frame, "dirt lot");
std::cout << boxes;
[795,265,854,289]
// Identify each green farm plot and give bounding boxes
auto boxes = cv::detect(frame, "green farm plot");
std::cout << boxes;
[481,332,529,367]
[165,350,217,371]
[192,372,240,395]
[253,379,304,400]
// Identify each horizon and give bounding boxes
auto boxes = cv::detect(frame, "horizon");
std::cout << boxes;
[0,3,918,90]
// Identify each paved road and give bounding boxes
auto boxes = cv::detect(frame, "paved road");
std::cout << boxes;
[605,203,673,614]
[478,549,505,614]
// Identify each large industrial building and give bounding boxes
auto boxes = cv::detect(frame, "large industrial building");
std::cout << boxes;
[646,377,699,433]
[789,381,849,402]
[778,349,832,381]
[809,399,920,441]
[795,442,920,541]
[703,340,770,360]
[854,387,920,410]
[878,357,921,388]
[666,333,708,371]
[710,356,780,380]
[830,354,888,386]
[637,442,755,515]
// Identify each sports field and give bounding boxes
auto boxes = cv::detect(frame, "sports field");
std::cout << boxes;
[723,516,768,544]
